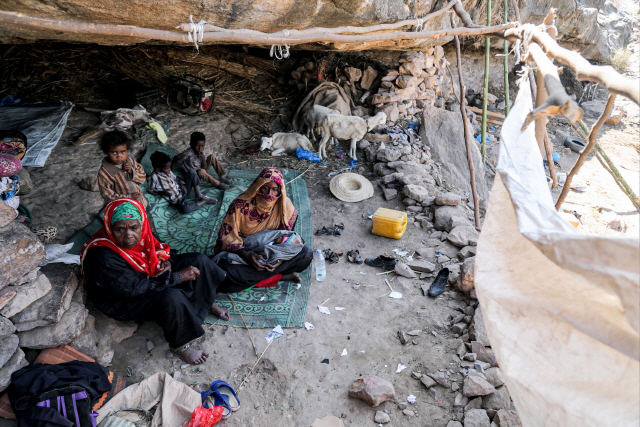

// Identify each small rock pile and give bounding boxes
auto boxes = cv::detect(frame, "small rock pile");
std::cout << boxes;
[0,203,137,391]
[369,48,454,123]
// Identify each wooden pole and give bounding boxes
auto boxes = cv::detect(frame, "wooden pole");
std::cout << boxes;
[503,0,511,116]
[451,14,481,228]
[0,11,516,46]
[555,94,616,209]
[480,0,492,171]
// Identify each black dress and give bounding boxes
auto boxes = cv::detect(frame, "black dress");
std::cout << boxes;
[83,247,226,348]
[216,245,314,293]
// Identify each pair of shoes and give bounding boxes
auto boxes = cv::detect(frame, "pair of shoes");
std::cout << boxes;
[347,249,363,264]
[427,268,450,297]
[217,182,230,190]
[364,255,397,269]
[201,380,241,419]
[315,224,345,236]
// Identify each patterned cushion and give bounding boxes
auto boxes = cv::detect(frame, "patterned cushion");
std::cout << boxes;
[0,154,21,177]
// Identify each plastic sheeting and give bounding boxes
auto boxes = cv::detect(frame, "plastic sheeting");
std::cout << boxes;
[0,101,74,167]
[475,77,639,426]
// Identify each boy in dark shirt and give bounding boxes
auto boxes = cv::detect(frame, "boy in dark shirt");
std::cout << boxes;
[176,132,231,190]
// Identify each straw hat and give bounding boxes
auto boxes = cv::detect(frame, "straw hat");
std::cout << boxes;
[329,173,374,203]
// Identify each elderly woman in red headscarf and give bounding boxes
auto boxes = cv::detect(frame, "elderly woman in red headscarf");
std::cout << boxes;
[81,198,228,365]
[213,168,313,291]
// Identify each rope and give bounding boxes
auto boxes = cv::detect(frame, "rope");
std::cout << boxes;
[270,29,291,60]
[186,14,206,51]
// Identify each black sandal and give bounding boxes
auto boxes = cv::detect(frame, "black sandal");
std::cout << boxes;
[347,250,364,264]
[334,223,345,236]
[316,227,332,236]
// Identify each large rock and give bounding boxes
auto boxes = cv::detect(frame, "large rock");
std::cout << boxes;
[395,262,417,279]
[0,287,17,310]
[436,192,462,206]
[464,409,490,427]
[403,185,430,202]
[463,376,497,397]
[69,314,101,360]
[18,302,88,349]
[0,200,15,228]
[469,306,491,346]
[92,310,138,350]
[420,106,488,202]
[0,335,19,368]
[0,222,46,290]
[0,317,16,340]
[434,205,468,231]
[493,409,521,427]
[360,67,379,90]
[0,0,631,60]
[447,226,479,248]
[11,264,78,331]
[482,386,511,411]
[377,148,402,162]
[0,347,28,392]
[407,260,436,273]
[348,375,395,407]
[0,273,52,318]
[484,368,504,388]
[457,257,475,293]
[374,411,391,424]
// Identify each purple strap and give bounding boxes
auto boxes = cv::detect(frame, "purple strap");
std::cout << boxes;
[89,411,99,427]
[35,400,50,408]
[71,393,81,427]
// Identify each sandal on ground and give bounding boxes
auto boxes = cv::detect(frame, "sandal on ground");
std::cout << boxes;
[347,249,363,264]
[201,394,231,420]
[334,223,345,236]
[316,227,333,236]
[209,380,241,412]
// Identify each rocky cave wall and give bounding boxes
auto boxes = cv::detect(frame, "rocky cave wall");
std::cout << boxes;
[0,0,636,60]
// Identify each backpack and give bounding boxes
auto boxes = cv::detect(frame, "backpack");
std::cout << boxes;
[34,385,99,427]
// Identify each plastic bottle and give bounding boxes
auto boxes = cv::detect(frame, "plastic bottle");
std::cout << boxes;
[314,249,326,282]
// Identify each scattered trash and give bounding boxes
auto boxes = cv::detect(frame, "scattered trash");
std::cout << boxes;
[296,147,322,162]
[393,249,408,257]
[476,134,492,143]
[321,359,329,364]
[126,366,133,377]
[173,371,181,380]
[396,364,407,373]
[389,292,403,299]
[318,306,331,315]
[341,349,348,356]
[406,330,421,336]
[335,307,346,311]
[304,322,315,330]
[435,252,443,257]
[407,395,417,404]
[265,325,284,343]
[552,152,560,162]
[180,364,189,369]
[359,271,367,275]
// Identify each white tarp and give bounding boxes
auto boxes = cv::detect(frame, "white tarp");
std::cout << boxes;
[475,77,639,426]
[0,101,74,167]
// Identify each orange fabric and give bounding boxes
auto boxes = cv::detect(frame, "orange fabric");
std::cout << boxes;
[81,198,170,277]
[214,168,297,253]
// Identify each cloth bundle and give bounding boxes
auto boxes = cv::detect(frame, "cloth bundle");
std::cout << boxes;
[211,229,305,266]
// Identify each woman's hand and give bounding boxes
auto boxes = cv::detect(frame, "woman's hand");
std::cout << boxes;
[246,252,268,271]
[178,266,200,282]
[153,260,171,277]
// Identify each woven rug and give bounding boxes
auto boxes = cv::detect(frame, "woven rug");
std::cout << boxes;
[67,167,312,329]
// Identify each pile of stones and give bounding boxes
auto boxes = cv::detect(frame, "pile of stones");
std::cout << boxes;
[0,200,136,391]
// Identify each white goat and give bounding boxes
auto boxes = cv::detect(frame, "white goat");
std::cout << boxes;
[303,105,341,142]
[317,112,387,160]
[260,132,315,156]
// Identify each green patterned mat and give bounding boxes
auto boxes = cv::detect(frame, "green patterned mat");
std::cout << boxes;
[67,166,312,329]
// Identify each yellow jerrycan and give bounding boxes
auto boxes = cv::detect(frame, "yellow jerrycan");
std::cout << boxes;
[371,208,407,239]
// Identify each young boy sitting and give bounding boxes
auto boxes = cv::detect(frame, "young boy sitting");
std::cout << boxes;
[146,151,217,213]
[97,130,148,208]
[176,131,231,190]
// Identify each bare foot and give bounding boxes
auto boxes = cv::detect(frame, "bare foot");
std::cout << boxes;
[173,347,209,365]
[197,196,218,205]
[211,303,230,320]
[220,175,232,184]
[281,272,302,283]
